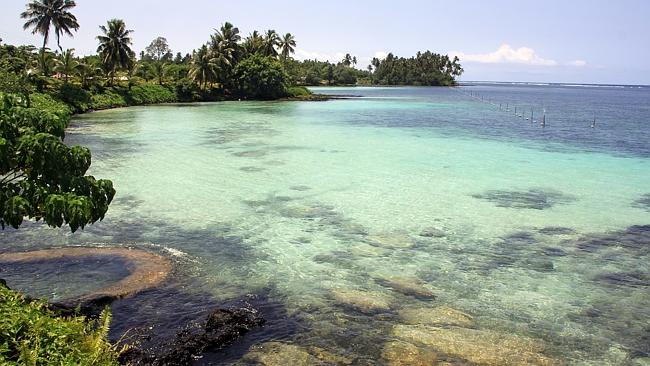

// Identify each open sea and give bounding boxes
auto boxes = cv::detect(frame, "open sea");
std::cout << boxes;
[1,83,649,365]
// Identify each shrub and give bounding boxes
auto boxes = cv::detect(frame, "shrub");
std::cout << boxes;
[56,83,92,113]
[286,86,312,97]
[0,283,120,365]
[234,55,288,100]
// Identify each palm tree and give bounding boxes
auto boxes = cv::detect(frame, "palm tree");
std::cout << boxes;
[96,19,135,85]
[21,0,80,73]
[242,30,264,56]
[342,53,352,67]
[278,33,296,61]
[263,30,280,57]
[75,58,101,88]
[189,45,218,89]
[352,56,357,68]
[54,48,77,82]
[210,22,241,61]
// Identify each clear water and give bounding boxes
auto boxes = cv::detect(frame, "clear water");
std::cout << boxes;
[1,84,649,365]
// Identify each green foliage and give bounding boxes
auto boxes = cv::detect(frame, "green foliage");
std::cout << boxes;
[286,86,312,98]
[55,83,91,112]
[0,94,115,231]
[234,54,288,99]
[0,283,120,365]
[371,51,462,86]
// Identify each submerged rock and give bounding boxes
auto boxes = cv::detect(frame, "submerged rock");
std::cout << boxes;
[381,341,437,366]
[472,188,576,210]
[399,306,474,328]
[593,271,650,288]
[575,225,650,253]
[538,227,576,235]
[242,342,319,366]
[330,288,392,313]
[419,227,447,238]
[233,150,268,158]
[392,325,560,366]
[632,193,650,212]
[348,243,388,257]
[375,276,436,299]
[289,185,312,191]
[366,233,414,249]
[239,166,266,172]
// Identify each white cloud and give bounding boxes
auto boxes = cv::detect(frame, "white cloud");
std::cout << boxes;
[567,59,587,67]
[374,51,388,60]
[294,48,346,63]
[449,44,557,66]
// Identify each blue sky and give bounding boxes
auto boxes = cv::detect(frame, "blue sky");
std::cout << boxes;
[1,0,649,84]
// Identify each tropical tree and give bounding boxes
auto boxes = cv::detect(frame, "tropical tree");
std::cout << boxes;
[96,19,135,85]
[145,36,171,61]
[21,0,79,72]
[278,33,296,61]
[342,53,352,67]
[234,54,287,99]
[188,44,218,89]
[242,30,264,56]
[54,48,77,82]
[263,30,280,57]
[75,58,101,88]
[209,22,241,85]
[0,95,115,231]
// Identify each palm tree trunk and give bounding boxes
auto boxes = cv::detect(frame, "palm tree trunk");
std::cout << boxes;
[41,37,47,75]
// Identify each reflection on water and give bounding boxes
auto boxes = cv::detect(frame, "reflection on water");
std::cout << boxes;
[1,85,650,365]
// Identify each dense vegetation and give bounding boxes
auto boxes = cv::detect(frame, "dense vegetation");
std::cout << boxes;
[0,281,119,365]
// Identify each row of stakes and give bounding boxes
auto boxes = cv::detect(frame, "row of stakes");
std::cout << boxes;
[458,88,597,129]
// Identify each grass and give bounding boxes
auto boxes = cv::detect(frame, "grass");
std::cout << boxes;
[0,282,121,365]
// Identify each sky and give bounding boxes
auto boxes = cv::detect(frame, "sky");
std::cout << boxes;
[1,0,649,84]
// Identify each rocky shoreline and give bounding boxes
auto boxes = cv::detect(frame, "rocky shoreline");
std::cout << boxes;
[0,247,266,365]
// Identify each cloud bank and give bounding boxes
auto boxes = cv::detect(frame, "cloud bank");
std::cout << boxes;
[449,44,557,66]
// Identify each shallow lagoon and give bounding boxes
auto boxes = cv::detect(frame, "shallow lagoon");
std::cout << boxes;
[1,85,649,365]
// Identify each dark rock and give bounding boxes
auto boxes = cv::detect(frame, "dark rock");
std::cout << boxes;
[521,258,554,272]
[538,226,576,235]
[419,227,446,238]
[541,247,567,257]
[119,306,265,366]
[502,231,537,246]
[593,271,650,288]
[472,188,576,210]
[576,225,650,253]
[632,193,650,211]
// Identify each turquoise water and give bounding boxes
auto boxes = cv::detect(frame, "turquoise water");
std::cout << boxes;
[2,85,650,365]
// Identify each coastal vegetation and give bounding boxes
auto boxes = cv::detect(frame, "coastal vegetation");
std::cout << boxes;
[0,281,119,365]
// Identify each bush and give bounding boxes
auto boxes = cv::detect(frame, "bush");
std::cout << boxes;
[124,84,176,105]
[30,93,73,118]
[234,55,288,100]
[286,86,312,97]
[175,78,201,102]
[0,284,120,365]
[90,89,127,110]
[56,83,92,113]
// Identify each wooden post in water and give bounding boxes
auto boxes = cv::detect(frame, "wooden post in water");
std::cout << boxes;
[541,110,546,128]
[506,103,509,112]
[591,116,596,128]
[530,109,534,122]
